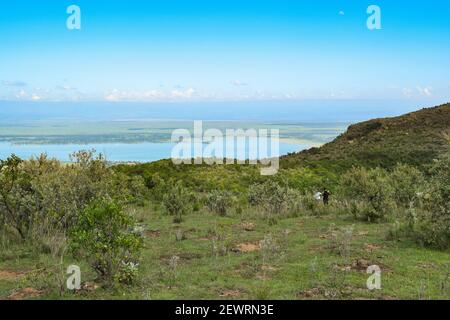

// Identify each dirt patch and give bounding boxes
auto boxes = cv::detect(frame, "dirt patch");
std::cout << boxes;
[298,285,370,299]
[239,222,256,231]
[0,270,26,281]
[8,287,43,300]
[364,243,382,253]
[352,259,372,271]
[261,265,279,272]
[297,287,324,298]
[81,282,100,292]
[233,241,261,253]
[219,289,245,298]
[145,230,161,238]
[197,236,214,241]
[339,259,392,273]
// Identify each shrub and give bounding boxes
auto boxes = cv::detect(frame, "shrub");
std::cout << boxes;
[389,164,425,207]
[284,188,304,216]
[403,154,450,248]
[69,201,143,285]
[340,167,396,222]
[388,154,450,249]
[206,190,233,216]
[248,180,288,217]
[0,155,35,239]
[247,183,266,207]
[0,151,140,237]
[327,224,354,257]
[162,182,191,223]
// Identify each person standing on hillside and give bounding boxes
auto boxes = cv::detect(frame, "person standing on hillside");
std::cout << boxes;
[322,188,330,205]
[314,191,322,202]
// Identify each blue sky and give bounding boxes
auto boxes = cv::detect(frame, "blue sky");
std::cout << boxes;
[0,0,449,103]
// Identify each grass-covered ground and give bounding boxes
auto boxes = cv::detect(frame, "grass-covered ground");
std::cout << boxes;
[1,104,448,300]
[1,203,449,300]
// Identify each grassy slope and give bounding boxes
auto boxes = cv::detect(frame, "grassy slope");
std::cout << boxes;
[1,206,449,300]
[1,104,450,300]
[281,103,450,171]
[116,103,450,195]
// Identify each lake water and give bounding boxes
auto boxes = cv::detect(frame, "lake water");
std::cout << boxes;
[0,141,307,163]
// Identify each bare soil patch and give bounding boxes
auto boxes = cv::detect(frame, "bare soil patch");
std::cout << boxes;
[145,230,161,238]
[233,241,261,253]
[8,287,43,300]
[0,270,27,281]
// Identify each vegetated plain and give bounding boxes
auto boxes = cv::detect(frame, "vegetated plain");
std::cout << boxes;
[0,120,348,145]
[0,104,449,300]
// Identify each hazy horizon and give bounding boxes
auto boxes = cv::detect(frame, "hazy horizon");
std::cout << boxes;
[1,99,446,123]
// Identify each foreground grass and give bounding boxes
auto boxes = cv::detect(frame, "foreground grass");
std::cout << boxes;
[1,205,449,300]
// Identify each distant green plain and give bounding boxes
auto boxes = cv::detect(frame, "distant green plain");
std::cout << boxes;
[0,121,349,146]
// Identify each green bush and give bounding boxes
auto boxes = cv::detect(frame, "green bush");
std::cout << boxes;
[247,183,266,206]
[402,154,450,248]
[0,151,147,247]
[340,167,396,222]
[205,190,234,216]
[69,201,143,285]
[389,164,425,207]
[248,180,288,218]
[0,155,35,239]
[162,182,191,223]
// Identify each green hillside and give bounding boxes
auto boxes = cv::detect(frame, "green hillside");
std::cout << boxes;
[1,104,449,300]
[281,103,450,171]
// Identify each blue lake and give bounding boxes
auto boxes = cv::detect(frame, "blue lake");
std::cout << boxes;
[0,141,307,162]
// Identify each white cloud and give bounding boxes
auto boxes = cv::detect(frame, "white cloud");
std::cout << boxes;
[31,94,41,101]
[56,85,77,91]
[170,87,196,98]
[230,80,248,87]
[104,87,196,102]
[416,86,433,97]
[402,88,413,98]
[2,80,27,87]
[104,89,164,102]
[12,89,42,101]
[15,89,28,99]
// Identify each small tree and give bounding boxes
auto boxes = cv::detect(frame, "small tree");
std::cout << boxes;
[69,201,143,284]
[162,182,191,223]
[0,155,35,239]
[248,180,288,218]
[340,167,395,222]
[206,190,233,216]
[407,153,450,248]
[389,164,425,207]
